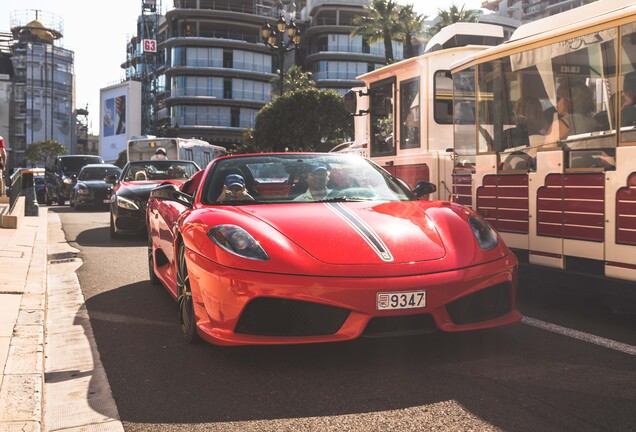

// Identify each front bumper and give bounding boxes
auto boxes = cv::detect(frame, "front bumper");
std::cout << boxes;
[184,250,521,346]
[112,206,147,234]
[76,190,111,207]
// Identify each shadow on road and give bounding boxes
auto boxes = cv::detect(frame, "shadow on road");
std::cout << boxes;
[80,281,636,431]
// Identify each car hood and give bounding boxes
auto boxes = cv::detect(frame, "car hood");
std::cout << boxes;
[116,181,162,199]
[76,180,111,190]
[243,201,447,265]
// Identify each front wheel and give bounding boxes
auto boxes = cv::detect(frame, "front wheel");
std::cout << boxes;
[176,242,200,343]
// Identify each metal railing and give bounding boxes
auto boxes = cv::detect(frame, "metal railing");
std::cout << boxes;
[9,168,41,216]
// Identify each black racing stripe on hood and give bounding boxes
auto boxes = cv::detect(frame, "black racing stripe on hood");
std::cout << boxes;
[326,202,394,262]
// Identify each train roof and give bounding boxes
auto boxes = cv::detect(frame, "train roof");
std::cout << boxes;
[451,0,636,73]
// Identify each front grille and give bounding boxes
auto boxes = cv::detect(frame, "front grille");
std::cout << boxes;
[93,189,110,202]
[235,297,350,337]
[363,313,437,338]
[446,283,512,325]
[115,216,144,231]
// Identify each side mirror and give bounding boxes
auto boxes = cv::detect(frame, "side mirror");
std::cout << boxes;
[104,174,118,184]
[343,90,357,115]
[412,181,437,199]
[150,183,193,208]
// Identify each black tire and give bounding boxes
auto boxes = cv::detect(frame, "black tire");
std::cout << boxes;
[177,241,200,343]
[57,193,64,206]
[109,212,120,239]
[148,230,160,285]
[45,192,52,206]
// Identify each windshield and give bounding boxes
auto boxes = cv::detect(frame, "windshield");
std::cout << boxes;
[202,154,413,205]
[122,161,199,182]
[61,156,104,174]
[78,166,121,181]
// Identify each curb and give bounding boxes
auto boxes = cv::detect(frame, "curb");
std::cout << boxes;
[44,212,124,431]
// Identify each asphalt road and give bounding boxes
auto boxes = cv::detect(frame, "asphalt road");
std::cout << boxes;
[54,207,636,432]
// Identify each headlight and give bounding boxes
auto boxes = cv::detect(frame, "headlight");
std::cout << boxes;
[468,216,499,251]
[207,225,269,261]
[63,177,73,185]
[116,196,140,211]
[77,188,90,195]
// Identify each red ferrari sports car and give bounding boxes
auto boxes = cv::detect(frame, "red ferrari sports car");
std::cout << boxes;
[146,153,521,346]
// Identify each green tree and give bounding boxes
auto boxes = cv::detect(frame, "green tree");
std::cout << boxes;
[397,4,427,59]
[228,129,261,155]
[429,3,481,37]
[352,0,401,64]
[251,88,353,153]
[25,140,67,167]
[271,65,316,97]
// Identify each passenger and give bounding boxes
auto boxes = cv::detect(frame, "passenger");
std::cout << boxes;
[503,97,546,149]
[151,147,168,160]
[621,71,636,126]
[293,164,331,201]
[134,170,147,181]
[554,83,598,139]
[217,174,254,202]
[168,165,188,179]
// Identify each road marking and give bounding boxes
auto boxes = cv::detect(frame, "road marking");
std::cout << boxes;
[522,316,636,356]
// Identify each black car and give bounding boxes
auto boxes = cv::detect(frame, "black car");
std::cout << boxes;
[70,164,121,210]
[108,160,199,238]
[46,155,104,205]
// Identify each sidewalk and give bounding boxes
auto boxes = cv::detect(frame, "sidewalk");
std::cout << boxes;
[0,205,123,431]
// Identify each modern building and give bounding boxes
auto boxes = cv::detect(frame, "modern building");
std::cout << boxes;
[122,0,292,148]
[121,0,409,148]
[301,0,404,95]
[481,0,598,22]
[9,10,76,168]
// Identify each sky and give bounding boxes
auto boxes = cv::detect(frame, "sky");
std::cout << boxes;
[0,0,485,134]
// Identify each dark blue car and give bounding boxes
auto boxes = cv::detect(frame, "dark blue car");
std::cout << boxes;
[70,164,121,210]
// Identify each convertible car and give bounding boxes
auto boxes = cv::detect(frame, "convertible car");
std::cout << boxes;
[147,153,521,346]
[108,160,199,238]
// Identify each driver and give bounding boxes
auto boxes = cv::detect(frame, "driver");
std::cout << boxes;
[294,164,331,201]
[217,174,254,202]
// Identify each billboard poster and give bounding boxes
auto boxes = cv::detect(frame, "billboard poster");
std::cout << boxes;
[103,95,126,137]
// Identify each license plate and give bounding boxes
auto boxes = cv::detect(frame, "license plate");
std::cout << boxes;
[377,290,426,310]
[103,199,111,203]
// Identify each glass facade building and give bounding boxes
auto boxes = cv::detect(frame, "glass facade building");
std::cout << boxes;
[123,0,405,147]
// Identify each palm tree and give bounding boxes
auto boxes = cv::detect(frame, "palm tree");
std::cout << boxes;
[271,65,316,96]
[352,0,401,64]
[429,3,481,37]
[397,4,427,59]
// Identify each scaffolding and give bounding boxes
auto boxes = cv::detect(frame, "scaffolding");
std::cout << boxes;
[140,0,162,135]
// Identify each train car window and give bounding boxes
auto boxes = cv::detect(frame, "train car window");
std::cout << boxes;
[400,77,421,149]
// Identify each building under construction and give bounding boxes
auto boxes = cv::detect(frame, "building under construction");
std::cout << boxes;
[7,10,76,169]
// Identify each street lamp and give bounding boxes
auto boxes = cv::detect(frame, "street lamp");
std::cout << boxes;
[261,15,301,96]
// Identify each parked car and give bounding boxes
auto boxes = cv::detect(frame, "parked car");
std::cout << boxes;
[69,164,121,210]
[146,153,521,346]
[45,155,104,205]
[108,160,199,238]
